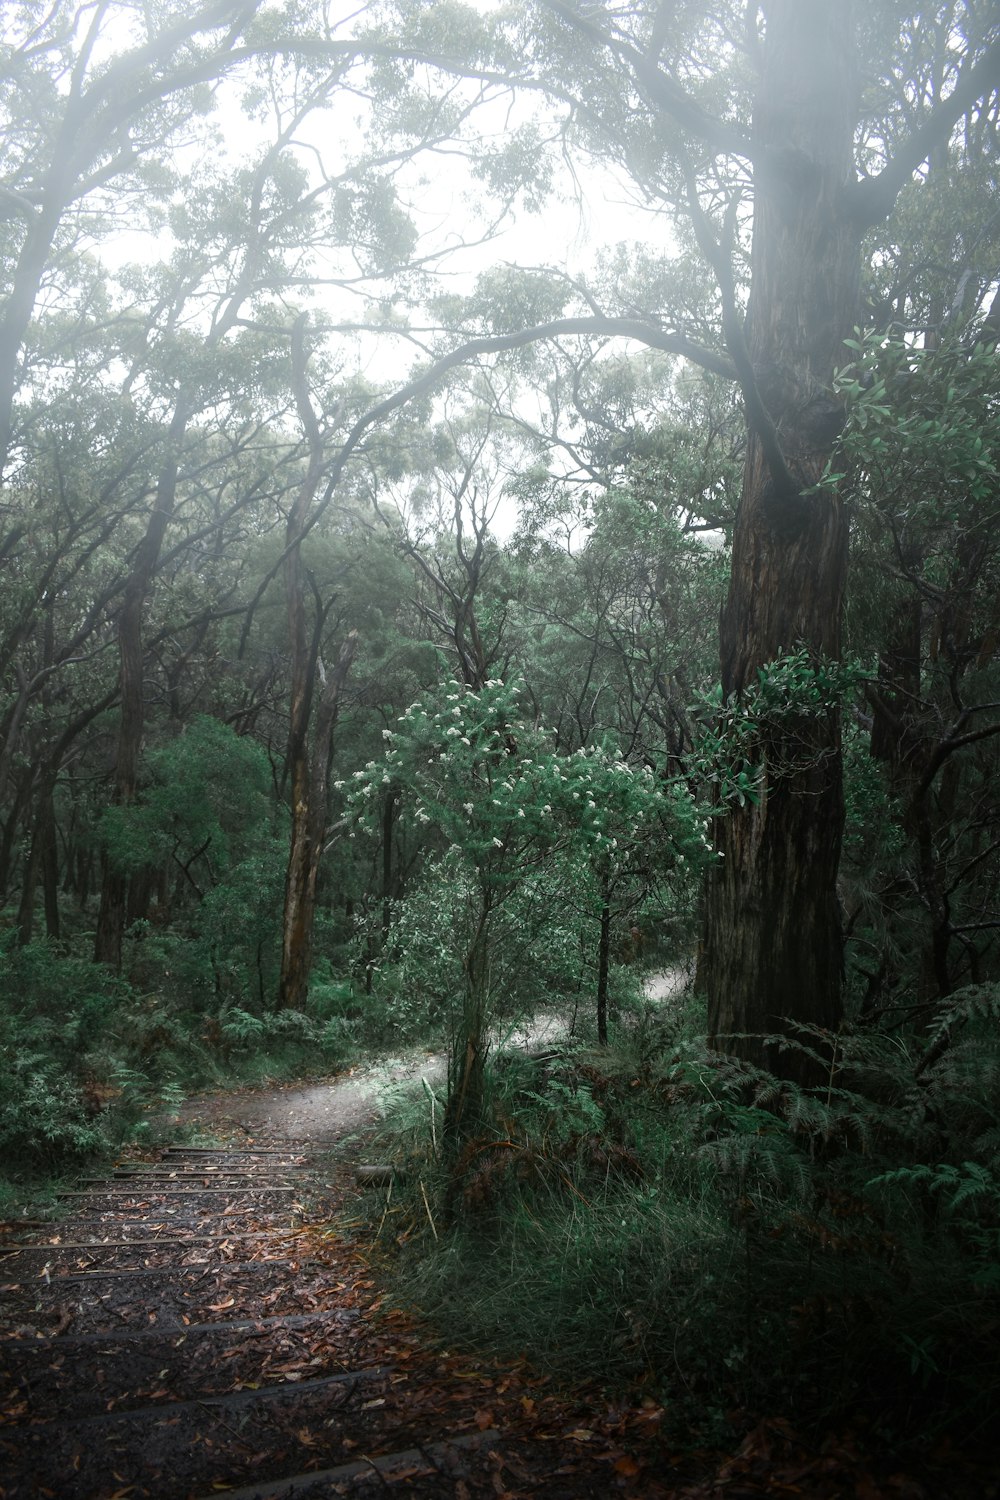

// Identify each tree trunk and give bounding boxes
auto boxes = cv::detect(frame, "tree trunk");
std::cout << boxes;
[704,2,860,1080]
[93,271,253,968]
[278,631,358,1009]
[381,787,397,946]
[16,776,58,944]
[94,401,189,968]
[596,864,611,1047]
[444,903,492,1143]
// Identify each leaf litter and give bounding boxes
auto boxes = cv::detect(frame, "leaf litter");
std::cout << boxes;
[1,1061,996,1498]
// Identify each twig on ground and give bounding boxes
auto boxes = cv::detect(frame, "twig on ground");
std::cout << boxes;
[419,1179,439,1241]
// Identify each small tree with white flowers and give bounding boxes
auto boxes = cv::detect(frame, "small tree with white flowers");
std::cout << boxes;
[344,679,714,1140]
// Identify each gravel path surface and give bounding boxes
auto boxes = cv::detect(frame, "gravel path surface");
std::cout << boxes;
[171,1009,576,1145]
[169,976,689,1147]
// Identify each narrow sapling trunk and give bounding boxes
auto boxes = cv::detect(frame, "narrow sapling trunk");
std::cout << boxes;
[381,786,397,946]
[444,902,492,1144]
[704,3,859,1078]
[596,863,612,1047]
[94,400,189,968]
[277,318,361,1012]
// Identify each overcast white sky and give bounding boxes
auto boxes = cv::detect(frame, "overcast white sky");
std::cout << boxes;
[87,3,677,539]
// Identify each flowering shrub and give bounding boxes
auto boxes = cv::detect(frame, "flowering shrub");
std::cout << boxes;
[341,678,715,1133]
[343,678,713,885]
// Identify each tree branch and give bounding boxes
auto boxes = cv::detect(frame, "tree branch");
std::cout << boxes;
[912,715,1000,805]
[848,33,1000,227]
[543,0,753,159]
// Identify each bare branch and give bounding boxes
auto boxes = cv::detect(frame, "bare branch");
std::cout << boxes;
[849,33,1000,227]
[543,0,753,159]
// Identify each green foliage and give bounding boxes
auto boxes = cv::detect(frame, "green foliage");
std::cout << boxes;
[343,679,710,1103]
[0,925,364,1185]
[0,937,138,1170]
[95,718,289,1004]
[693,649,870,803]
[834,329,1000,1006]
[217,1001,354,1067]
[363,1000,1000,1446]
[0,1058,106,1168]
[837,332,1000,508]
[99,717,280,885]
[193,842,288,1003]
[346,677,710,897]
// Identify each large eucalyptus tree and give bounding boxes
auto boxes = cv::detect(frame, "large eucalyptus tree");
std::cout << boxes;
[386,0,1000,1073]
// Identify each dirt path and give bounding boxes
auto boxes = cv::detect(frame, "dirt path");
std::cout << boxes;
[169,1011,572,1146]
[3,1002,983,1499]
[158,964,692,1146]
[170,1047,448,1146]
[164,986,678,1149]
[1,1024,685,1499]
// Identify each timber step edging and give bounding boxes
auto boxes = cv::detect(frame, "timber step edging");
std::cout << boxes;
[0,1254,328,1287]
[7,1362,392,1431]
[187,1429,503,1500]
[1,1305,358,1349]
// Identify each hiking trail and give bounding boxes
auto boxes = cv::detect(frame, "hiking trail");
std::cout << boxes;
[0,1028,677,1499]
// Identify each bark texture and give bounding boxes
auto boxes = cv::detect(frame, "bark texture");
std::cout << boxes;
[704,2,860,1076]
[278,630,357,1010]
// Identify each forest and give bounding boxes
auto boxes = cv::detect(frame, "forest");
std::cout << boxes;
[2,0,1000,1478]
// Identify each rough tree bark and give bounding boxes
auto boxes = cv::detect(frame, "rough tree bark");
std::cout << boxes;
[277,315,358,1010]
[702,2,859,1078]
[278,629,358,1010]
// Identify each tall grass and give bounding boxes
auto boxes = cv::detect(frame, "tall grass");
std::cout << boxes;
[360,993,1000,1449]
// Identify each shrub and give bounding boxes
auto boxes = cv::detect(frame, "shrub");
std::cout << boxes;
[362,1003,1000,1449]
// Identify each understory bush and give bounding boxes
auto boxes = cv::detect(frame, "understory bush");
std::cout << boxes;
[0,933,364,1185]
[362,990,1000,1450]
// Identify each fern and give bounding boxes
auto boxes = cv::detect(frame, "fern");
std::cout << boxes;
[220,1007,266,1044]
[922,982,1000,1046]
[866,1160,1000,1214]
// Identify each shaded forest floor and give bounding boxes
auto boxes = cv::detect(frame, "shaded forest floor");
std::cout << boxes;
[2,1022,998,1498]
